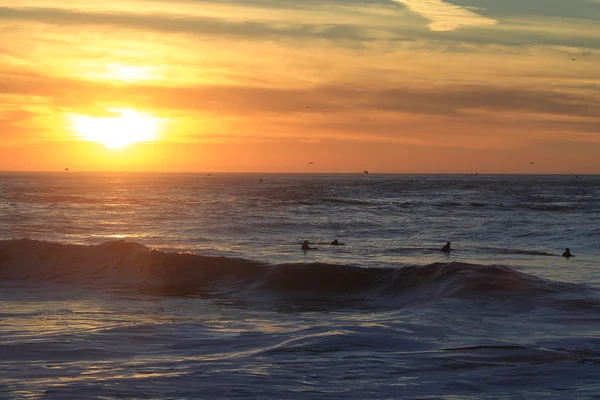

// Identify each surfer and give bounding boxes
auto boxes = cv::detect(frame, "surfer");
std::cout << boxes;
[330,239,345,245]
[441,241,452,253]
[562,248,573,258]
[302,240,316,250]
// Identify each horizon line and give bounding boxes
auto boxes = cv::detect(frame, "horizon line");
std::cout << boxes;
[0,171,596,176]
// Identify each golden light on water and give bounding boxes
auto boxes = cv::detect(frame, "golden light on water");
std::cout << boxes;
[69,109,161,149]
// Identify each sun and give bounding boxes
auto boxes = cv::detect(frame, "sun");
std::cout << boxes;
[69,108,161,149]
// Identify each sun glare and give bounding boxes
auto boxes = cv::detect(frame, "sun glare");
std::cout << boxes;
[81,64,162,83]
[107,64,159,82]
[70,109,161,149]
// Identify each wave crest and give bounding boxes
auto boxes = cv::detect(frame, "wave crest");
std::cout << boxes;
[0,239,578,303]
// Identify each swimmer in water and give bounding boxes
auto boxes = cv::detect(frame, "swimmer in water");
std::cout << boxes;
[330,239,345,245]
[441,241,452,253]
[562,248,573,258]
[302,240,316,250]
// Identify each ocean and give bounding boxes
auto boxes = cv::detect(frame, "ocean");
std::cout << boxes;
[1,172,599,399]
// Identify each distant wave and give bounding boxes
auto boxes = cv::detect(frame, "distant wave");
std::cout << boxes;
[526,203,584,212]
[384,246,556,257]
[289,198,373,206]
[477,247,556,257]
[6,194,184,207]
[0,239,589,304]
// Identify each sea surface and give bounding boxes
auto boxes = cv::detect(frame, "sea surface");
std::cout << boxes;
[1,172,599,399]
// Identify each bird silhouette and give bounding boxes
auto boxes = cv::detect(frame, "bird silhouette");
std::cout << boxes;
[530,162,534,165]
[474,172,479,176]
[364,170,369,174]
[308,161,315,165]
[65,168,69,171]
[572,58,576,61]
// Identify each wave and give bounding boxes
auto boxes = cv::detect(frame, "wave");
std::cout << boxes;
[384,246,556,257]
[286,198,373,206]
[477,247,556,257]
[0,239,591,304]
[526,203,584,212]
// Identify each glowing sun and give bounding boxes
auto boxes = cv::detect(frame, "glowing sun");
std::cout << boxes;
[70,108,160,149]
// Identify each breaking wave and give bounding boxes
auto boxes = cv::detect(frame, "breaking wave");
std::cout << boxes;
[0,239,590,304]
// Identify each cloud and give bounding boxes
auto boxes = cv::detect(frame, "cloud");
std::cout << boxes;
[2,72,599,151]
[3,5,599,51]
[2,71,599,120]
[0,6,372,42]
[391,0,497,31]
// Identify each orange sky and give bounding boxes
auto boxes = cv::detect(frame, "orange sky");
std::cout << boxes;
[1,0,599,173]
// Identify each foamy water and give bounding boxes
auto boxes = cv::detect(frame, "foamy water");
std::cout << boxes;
[1,173,600,398]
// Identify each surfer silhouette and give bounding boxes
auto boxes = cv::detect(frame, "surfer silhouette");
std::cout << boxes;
[302,240,316,250]
[330,239,345,245]
[441,241,452,253]
[562,248,573,258]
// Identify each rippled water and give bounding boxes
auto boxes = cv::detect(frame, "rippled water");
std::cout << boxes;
[1,173,599,398]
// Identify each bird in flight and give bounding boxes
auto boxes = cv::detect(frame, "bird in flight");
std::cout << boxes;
[364,170,369,174]
[572,58,576,61]
[530,162,534,165]
[308,161,315,165]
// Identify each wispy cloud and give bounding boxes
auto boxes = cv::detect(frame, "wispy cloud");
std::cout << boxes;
[3,71,599,121]
[0,7,372,42]
[391,0,497,31]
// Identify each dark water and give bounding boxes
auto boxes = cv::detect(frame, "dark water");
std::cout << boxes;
[1,173,599,398]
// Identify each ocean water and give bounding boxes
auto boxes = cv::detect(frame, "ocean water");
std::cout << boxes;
[1,172,599,399]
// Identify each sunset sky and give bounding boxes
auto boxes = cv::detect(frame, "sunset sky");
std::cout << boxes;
[1,0,599,173]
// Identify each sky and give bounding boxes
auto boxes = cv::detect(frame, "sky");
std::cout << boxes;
[1,0,599,173]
